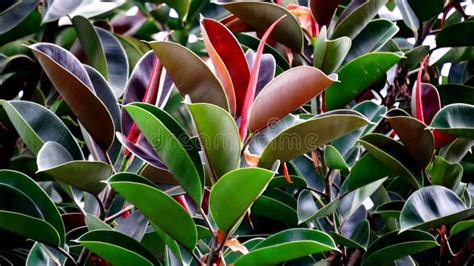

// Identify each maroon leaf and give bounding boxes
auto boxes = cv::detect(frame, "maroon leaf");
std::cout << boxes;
[309,0,341,27]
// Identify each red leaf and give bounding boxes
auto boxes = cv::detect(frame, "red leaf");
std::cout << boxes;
[239,15,287,140]
[220,14,253,33]
[309,0,340,27]
[201,18,250,116]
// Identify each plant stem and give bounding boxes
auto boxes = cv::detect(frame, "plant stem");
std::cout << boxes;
[92,193,107,220]
[200,207,215,234]
[105,205,135,222]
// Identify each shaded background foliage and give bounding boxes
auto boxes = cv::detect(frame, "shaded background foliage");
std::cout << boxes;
[0,0,473,265]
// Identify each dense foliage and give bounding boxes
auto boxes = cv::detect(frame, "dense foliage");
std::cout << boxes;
[0,0,473,265]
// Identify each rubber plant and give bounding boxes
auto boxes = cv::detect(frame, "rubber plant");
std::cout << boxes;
[0,0,473,265]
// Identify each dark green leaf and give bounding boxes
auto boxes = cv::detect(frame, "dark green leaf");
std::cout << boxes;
[313,26,351,74]
[79,230,158,266]
[210,168,274,232]
[109,173,197,250]
[325,52,403,110]
[400,185,474,232]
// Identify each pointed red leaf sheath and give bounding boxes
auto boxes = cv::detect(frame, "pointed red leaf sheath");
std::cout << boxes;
[239,15,286,141]
[414,56,429,122]
[201,18,250,116]
[125,59,163,156]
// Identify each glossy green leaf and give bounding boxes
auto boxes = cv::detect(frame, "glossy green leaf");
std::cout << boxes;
[325,52,403,110]
[324,145,349,172]
[259,111,369,168]
[250,66,338,132]
[297,190,339,224]
[428,156,463,190]
[252,195,298,225]
[29,43,115,152]
[437,22,474,48]
[359,134,422,188]
[109,173,197,250]
[148,41,229,111]
[345,19,399,62]
[439,137,474,163]
[85,214,113,231]
[313,26,351,74]
[163,0,190,21]
[386,114,434,168]
[0,184,60,246]
[373,201,405,219]
[79,230,158,266]
[26,242,66,266]
[431,104,474,139]
[0,100,83,159]
[331,220,369,250]
[72,15,108,79]
[345,153,393,191]
[450,219,474,237]
[0,170,65,246]
[363,230,438,265]
[188,103,240,178]
[331,0,389,39]
[124,103,203,204]
[400,185,474,232]
[37,142,112,194]
[210,168,274,232]
[234,229,337,266]
[340,178,387,218]
[215,1,303,51]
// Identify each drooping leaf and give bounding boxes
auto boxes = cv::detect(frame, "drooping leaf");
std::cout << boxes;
[259,111,369,168]
[201,18,250,116]
[0,170,65,246]
[249,66,337,133]
[124,103,203,204]
[325,52,403,110]
[331,0,389,39]
[37,142,112,194]
[400,185,474,232]
[450,219,474,237]
[215,1,304,51]
[309,0,340,27]
[386,113,435,168]
[210,168,274,233]
[313,26,351,74]
[431,103,474,139]
[0,0,38,34]
[0,100,83,159]
[79,230,158,266]
[233,229,338,265]
[436,22,474,48]
[109,173,197,250]
[362,230,438,264]
[29,43,115,152]
[148,41,229,111]
[345,19,399,62]
[188,103,240,179]
[428,156,463,190]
